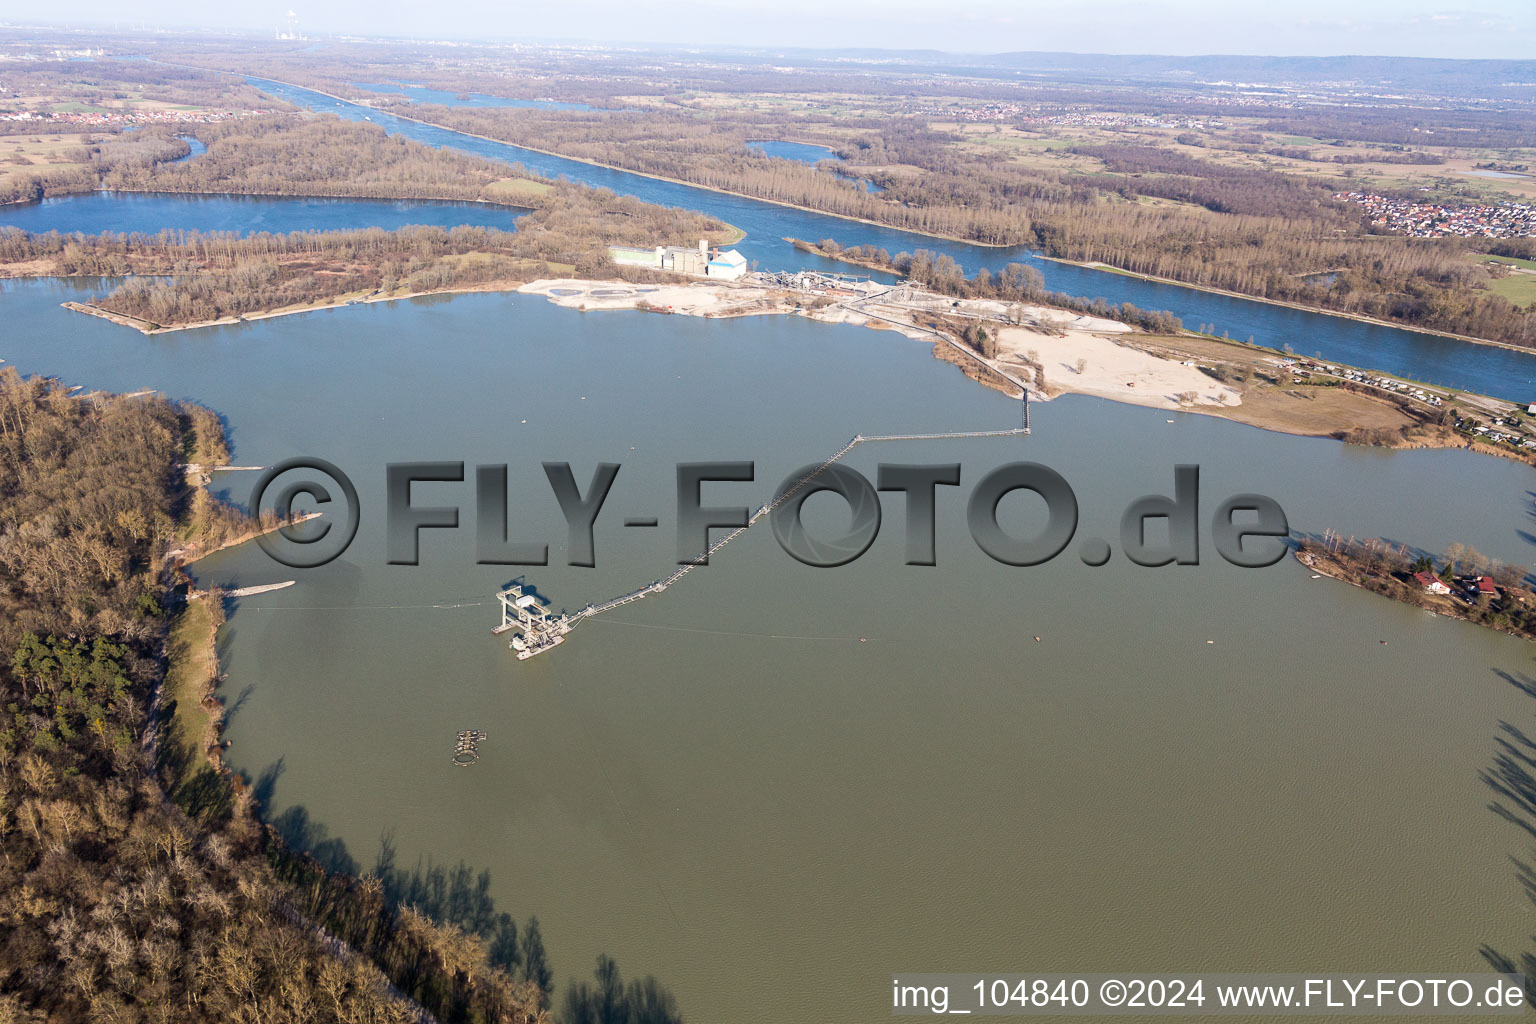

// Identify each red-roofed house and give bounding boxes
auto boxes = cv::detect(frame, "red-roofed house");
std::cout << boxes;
[1476,576,1498,597]
[1414,571,1451,595]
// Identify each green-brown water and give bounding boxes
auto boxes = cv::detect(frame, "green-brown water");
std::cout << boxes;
[5,276,1536,1020]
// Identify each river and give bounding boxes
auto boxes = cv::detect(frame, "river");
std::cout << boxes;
[3,268,1536,1021]
[239,76,1536,404]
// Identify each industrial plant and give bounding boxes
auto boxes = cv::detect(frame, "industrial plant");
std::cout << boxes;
[609,239,749,279]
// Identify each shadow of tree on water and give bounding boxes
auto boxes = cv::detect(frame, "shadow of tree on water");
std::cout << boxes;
[1479,670,1536,996]
[251,767,682,1022]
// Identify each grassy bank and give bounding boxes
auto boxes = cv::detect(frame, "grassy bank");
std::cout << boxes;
[164,594,223,768]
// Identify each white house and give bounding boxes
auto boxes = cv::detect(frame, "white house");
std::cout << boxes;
[706,249,748,280]
[1413,571,1451,595]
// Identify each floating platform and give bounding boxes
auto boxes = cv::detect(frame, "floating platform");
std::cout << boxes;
[494,584,572,659]
[493,397,1031,662]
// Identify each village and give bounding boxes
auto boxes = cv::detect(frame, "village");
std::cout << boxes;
[0,107,268,127]
[1332,189,1536,238]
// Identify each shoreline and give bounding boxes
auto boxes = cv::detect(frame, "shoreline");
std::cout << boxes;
[159,592,227,774]
[62,280,530,334]
[170,510,323,566]
[1037,255,1536,357]
[1295,546,1535,643]
[94,186,536,208]
[517,276,1536,465]
[51,268,1536,465]
[1,185,534,211]
[84,187,743,243]
[791,238,1536,359]
[521,276,1232,409]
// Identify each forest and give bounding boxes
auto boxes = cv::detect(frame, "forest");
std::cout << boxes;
[4,112,731,258]
[0,130,194,205]
[103,114,526,203]
[316,99,1533,346]
[0,368,682,1022]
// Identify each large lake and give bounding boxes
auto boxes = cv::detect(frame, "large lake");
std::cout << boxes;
[4,273,1536,1022]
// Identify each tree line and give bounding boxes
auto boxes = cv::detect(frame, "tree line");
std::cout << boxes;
[0,217,700,326]
[794,239,1186,334]
[5,112,732,260]
[0,368,684,1022]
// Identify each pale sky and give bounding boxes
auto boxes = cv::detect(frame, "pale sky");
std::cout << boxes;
[16,0,1536,60]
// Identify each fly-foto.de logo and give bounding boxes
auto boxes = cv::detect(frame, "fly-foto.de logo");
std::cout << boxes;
[249,458,1288,571]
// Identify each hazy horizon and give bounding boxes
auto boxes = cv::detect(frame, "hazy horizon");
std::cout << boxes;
[4,0,1533,62]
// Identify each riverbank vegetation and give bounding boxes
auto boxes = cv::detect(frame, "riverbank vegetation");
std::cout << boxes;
[0,126,196,204]
[0,368,682,1022]
[106,112,538,204]
[5,110,731,250]
[1,217,690,327]
[1296,534,1536,640]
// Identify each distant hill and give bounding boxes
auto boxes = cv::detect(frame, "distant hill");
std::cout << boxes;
[700,46,1536,98]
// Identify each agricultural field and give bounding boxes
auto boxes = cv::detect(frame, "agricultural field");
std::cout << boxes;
[1488,270,1536,305]
[0,130,100,194]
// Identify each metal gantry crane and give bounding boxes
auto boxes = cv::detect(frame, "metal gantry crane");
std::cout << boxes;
[492,395,1030,660]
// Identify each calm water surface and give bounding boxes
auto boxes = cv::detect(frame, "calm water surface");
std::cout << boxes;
[748,139,885,194]
[0,191,528,236]
[4,275,1536,1021]
[747,139,837,163]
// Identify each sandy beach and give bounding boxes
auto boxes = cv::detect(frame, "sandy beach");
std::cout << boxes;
[991,325,1241,410]
[518,278,1240,411]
